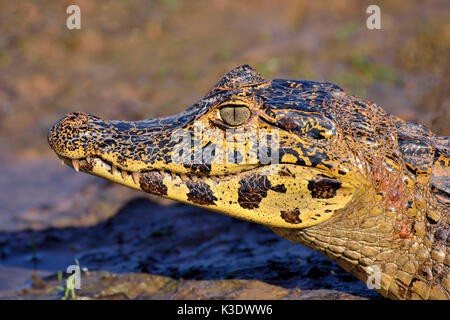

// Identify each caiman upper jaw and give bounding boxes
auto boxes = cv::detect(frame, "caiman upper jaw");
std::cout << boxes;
[48,111,175,173]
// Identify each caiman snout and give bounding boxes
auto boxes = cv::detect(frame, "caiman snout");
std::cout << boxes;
[60,111,91,127]
[47,112,100,160]
[47,110,188,174]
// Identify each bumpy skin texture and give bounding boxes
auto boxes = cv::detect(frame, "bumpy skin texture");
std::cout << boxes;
[48,65,449,300]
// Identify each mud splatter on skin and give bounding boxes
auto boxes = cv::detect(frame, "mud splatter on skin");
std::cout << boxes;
[186,180,217,205]
[140,172,168,196]
[307,178,342,199]
[79,159,93,172]
[280,209,302,224]
[238,174,286,209]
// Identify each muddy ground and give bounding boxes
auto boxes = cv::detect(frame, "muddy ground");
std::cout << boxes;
[0,0,448,299]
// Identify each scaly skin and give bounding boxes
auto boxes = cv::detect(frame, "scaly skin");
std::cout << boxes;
[48,65,449,300]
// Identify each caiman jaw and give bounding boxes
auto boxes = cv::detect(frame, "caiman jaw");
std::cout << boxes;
[48,109,359,229]
[54,151,358,230]
[56,153,242,191]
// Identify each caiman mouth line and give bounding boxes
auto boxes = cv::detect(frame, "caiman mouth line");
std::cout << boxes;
[57,154,270,187]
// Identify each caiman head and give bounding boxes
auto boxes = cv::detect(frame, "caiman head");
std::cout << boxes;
[48,65,367,229]
[48,64,448,230]
[48,65,450,300]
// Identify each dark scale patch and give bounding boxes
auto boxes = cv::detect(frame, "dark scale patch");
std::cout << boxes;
[307,178,342,199]
[398,137,434,174]
[279,166,294,176]
[238,174,285,209]
[434,228,448,242]
[273,111,335,140]
[302,147,333,169]
[186,181,217,206]
[278,148,305,166]
[140,172,168,196]
[426,213,439,225]
[101,139,118,148]
[271,184,287,193]
[279,117,298,130]
[79,159,93,172]
[280,209,302,224]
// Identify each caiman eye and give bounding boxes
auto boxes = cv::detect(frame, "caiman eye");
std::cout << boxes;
[219,104,251,126]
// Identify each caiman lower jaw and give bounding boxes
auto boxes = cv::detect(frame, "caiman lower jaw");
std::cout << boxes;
[57,154,358,229]
[56,155,232,191]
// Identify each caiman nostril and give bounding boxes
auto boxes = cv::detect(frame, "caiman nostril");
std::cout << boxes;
[62,112,90,128]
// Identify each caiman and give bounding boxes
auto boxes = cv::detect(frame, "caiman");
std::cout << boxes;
[48,65,449,300]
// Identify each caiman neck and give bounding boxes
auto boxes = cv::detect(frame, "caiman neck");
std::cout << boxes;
[273,158,449,299]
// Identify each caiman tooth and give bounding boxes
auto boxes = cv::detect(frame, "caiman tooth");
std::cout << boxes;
[191,175,199,182]
[170,172,177,180]
[111,165,117,174]
[158,170,165,177]
[121,169,128,180]
[60,159,65,166]
[132,172,140,185]
[72,159,80,172]
[86,156,91,163]
[180,174,188,182]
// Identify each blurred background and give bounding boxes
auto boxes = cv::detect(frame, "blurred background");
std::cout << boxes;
[0,0,448,299]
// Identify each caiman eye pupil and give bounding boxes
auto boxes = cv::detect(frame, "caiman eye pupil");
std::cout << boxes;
[219,104,251,126]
